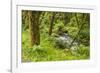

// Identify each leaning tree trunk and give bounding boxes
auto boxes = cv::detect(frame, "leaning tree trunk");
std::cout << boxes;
[69,13,86,48]
[28,11,41,47]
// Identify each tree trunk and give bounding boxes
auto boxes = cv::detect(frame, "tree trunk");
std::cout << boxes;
[49,12,56,35]
[28,11,41,47]
[64,13,69,25]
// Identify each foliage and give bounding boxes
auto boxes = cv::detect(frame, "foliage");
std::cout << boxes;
[22,11,90,62]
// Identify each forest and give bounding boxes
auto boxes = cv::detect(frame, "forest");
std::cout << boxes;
[22,10,90,62]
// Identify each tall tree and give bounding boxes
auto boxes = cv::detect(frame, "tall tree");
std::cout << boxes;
[28,11,41,47]
[69,13,86,48]
[49,12,56,35]
[64,13,70,25]
[75,13,79,28]
[22,10,29,30]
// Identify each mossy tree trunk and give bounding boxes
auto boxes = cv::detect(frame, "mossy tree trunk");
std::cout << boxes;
[28,11,41,47]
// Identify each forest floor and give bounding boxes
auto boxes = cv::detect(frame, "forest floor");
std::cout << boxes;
[22,31,90,62]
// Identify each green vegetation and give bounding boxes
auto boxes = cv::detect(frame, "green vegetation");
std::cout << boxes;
[22,11,90,62]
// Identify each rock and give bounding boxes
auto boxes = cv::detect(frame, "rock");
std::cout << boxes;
[54,33,78,49]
